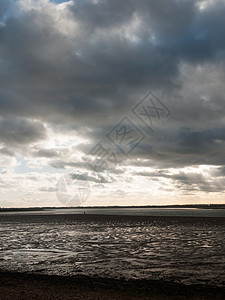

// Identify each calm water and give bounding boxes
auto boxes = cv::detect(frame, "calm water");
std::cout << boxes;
[0,208,225,287]
[1,207,225,217]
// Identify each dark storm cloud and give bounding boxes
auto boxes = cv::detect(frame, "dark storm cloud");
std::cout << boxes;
[69,0,225,64]
[1,0,225,179]
[69,0,134,28]
[0,117,46,146]
[69,0,196,38]
[176,127,225,149]
[0,0,221,126]
[120,120,225,169]
[0,0,180,126]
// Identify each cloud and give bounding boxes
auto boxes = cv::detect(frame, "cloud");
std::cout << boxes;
[133,166,225,193]
[39,186,56,192]
[0,117,46,147]
[0,147,14,157]
[1,0,225,205]
[70,170,115,183]
[0,0,224,133]
[34,149,59,158]
[0,0,13,20]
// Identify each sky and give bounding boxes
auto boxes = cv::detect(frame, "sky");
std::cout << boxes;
[1,0,225,207]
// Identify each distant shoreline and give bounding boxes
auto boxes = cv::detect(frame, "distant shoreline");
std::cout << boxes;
[0,271,225,300]
[1,204,225,212]
[1,214,225,225]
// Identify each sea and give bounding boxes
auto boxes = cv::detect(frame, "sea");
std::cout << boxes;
[0,207,225,287]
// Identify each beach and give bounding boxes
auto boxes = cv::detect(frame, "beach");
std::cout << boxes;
[1,271,225,299]
[0,210,225,299]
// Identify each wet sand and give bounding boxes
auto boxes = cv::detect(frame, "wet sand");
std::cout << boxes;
[0,271,225,300]
[1,214,225,299]
[1,211,225,221]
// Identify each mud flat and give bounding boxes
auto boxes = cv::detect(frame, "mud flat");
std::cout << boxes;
[0,271,225,300]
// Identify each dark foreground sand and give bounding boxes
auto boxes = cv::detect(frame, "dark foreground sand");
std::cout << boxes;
[0,272,225,300]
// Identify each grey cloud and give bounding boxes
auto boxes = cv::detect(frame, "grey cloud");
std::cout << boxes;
[39,186,56,192]
[173,173,225,193]
[1,0,225,182]
[0,147,14,156]
[176,127,225,149]
[49,160,87,169]
[0,0,224,125]
[49,161,65,169]
[70,171,114,183]
[70,0,135,29]
[134,168,225,193]
[0,117,46,147]
[0,0,223,132]
[34,149,59,158]
[215,166,225,177]
[0,0,179,127]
